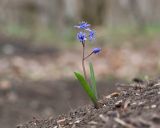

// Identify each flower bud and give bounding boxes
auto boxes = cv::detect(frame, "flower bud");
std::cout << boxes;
[93,48,101,54]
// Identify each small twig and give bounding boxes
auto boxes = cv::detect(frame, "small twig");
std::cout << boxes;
[105,92,120,99]
[99,114,108,123]
[154,82,160,86]
[114,117,135,128]
[124,99,131,111]
[57,118,66,128]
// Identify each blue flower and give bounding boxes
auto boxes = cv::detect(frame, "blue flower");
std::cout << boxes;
[75,22,96,43]
[77,32,87,43]
[74,21,90,29]
[93,48,101,54]
[89,30,95,41]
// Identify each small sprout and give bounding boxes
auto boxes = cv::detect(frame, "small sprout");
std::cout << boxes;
[74,21,101,108]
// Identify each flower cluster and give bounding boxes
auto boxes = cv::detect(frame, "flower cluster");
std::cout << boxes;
[74,21,101,54]
[75,21,96,42]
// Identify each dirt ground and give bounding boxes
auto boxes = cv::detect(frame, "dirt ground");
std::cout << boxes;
[17,78,160,128]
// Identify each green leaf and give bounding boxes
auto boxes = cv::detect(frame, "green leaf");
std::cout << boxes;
[74,72,97,104]
[89,62,98,98]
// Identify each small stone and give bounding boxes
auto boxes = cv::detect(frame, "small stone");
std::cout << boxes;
[69,122,73,125]
[74,119,81,124]
[103,104,107,107]
[138,101,146,106]
[131,102,137,106]
[115,100,123,108]
[151,104,156,108]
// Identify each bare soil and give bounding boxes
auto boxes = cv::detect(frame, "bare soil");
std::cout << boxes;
[17,78,160,128]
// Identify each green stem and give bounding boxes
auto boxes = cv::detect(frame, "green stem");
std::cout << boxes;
[84,52,93,60]
[82,42,87,80]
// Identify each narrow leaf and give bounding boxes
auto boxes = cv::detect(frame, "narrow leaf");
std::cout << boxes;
[74,72,97,104]
[89,62,97,98]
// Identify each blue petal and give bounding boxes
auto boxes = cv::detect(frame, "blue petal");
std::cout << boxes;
[89,30,96,41]
[74,21,90,29]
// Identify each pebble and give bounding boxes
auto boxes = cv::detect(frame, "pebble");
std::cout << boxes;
[115,100,123,108]
[151,104,156,108]
[74,119,81,124]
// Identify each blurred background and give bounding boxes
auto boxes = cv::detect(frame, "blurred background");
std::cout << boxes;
[0,0,160,127]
